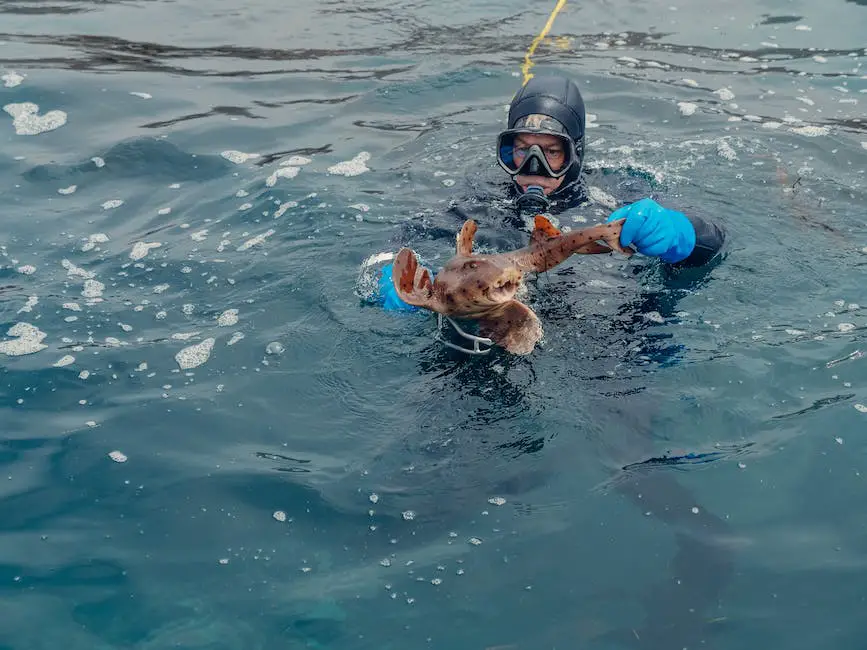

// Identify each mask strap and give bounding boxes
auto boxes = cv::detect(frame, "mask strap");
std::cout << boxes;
[435,313,493,355]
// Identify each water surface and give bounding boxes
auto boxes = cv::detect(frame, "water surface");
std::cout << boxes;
[1,0,866,648]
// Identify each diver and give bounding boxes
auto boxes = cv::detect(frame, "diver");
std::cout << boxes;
[368,74,727,348]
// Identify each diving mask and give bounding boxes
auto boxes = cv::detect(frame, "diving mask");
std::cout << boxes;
[496,114,580,179]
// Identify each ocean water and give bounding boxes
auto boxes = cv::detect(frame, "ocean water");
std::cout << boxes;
[1,0,866,648]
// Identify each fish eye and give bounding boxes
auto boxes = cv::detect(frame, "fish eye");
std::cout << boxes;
[463,261,478,270]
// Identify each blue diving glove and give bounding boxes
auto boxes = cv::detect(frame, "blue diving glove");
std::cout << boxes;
[606,197,696,263]
[378,262,420,312]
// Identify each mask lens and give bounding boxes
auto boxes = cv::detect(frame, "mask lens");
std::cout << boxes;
[497,131,574,178]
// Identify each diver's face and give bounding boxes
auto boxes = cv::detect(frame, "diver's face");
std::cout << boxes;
[511,133,566,195]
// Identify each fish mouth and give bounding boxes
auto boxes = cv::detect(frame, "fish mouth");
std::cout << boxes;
[483,277,519,302]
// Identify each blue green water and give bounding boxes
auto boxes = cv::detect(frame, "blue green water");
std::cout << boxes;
[1,0,866,647]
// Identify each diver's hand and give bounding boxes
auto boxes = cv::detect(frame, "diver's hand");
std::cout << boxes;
[378,262,420,312]
[606,198,696,263]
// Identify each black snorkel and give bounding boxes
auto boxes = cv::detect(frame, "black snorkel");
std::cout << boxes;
[515,184,550,212]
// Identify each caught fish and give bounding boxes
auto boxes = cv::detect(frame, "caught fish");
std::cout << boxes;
[391,216,632,354]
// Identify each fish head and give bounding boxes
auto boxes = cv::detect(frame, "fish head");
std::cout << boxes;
[433,254,524,316]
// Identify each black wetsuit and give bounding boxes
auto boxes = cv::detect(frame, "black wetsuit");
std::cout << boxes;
[395,166,726,271]
[380,163,728,372]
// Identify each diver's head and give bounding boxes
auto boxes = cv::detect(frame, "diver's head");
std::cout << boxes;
[496,75,587,208]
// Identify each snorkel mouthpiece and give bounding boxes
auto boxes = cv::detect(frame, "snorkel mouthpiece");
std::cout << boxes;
[515,184,550,212]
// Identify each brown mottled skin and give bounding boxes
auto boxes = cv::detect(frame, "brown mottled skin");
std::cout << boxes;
[392,215,632,355]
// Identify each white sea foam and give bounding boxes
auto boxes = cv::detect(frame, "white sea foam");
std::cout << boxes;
[171,331,201,341]
[217,309,239,327]
[82,233,110,252]
[2,71,24,87]
[266,167,300,186]
[3,102,67,135]
[327,151,370,176]
[677,102,697,116]
[175,338,215,369]
[0,322,47,356]
[273,201,297,218]
[17,296,37,314]
[221,150,259,164]
[82,279,105,300]
[789,125,830,137]
[130,241,162,260]
[62,259,95,279]
[237,230,274,251]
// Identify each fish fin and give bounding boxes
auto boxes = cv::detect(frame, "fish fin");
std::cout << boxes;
[478,300,543,355]
[530,214,562,244]
[392,248,435,308]
[456,220,477,256]
[596,218,633,256]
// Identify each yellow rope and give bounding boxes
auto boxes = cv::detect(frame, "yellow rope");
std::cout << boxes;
[520,0,568,85]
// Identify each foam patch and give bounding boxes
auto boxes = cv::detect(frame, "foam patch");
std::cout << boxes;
[327,152,371,176]
[0,322,48,356]
[3,102,68,135]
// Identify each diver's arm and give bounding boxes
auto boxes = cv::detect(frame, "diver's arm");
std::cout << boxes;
[606,198,726,269]
[583,167,726,269]
[672,212,726,268]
